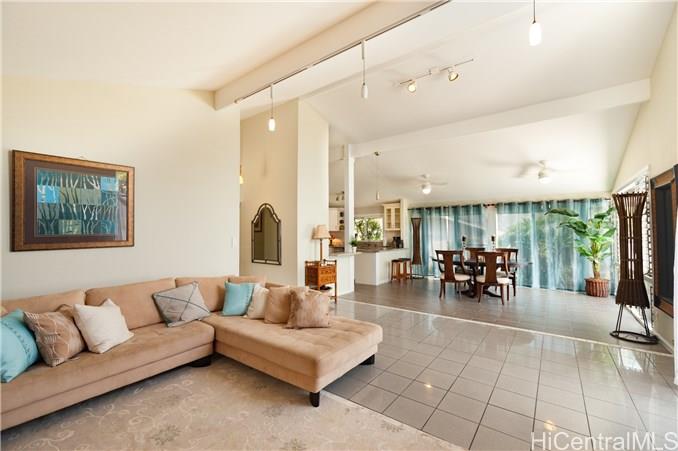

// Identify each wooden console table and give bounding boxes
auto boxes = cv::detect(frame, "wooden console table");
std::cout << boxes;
[304,260,338,303]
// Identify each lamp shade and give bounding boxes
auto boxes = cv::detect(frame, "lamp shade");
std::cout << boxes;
[312,224,331,240]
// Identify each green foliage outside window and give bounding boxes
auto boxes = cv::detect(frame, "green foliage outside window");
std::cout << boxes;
[355,218,383,241]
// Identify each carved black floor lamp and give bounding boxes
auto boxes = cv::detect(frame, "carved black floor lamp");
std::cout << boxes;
[411,217,424,279]
[610,192,658,344]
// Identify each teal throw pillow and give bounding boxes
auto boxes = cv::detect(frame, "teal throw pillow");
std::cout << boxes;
[222,283,256,316]
[1,309,39,383]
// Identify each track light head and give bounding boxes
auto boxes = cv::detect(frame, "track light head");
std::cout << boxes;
[407,80,417,93]
[447,69,459,82]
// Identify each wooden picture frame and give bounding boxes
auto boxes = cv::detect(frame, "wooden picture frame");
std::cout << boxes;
[650,164,677,318]
[11,150,135,251]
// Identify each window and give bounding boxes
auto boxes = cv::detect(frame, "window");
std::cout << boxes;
[354,217,383,241]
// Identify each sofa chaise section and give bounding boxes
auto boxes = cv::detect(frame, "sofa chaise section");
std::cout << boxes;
[204,314,382,405]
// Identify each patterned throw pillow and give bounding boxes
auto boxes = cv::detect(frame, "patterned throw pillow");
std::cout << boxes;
[24,305,85,367]
[286,290,331,329]
[153,282,211,327]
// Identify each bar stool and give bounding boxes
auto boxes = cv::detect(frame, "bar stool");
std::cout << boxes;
[391,258,412,282]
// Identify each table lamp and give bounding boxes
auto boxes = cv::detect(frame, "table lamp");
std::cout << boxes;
[312,224,332,261]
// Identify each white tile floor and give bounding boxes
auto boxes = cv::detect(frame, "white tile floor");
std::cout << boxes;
[327,300,677,451]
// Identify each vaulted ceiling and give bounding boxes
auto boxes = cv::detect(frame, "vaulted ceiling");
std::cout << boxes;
[316,1,674,208]
[2,1,369,90]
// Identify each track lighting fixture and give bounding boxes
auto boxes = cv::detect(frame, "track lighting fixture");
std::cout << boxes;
[400,58,473,93]
[267,85,276,132]
[529,0,542,46]
[360,41,368,99]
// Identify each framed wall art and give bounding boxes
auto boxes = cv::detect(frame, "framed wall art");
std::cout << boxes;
[11,150,135,251]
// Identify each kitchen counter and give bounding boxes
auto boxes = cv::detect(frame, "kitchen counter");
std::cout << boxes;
[355,248,410,286]
[325,251,357,296]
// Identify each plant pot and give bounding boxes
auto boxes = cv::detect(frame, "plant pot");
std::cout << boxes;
[585,278,609,297]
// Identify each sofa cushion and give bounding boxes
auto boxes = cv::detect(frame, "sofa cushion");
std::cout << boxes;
[175,276,232,312]
[2,290,85,315]
[85,278,174,330]
[229,275,266,285]
[203,315,382,378]
[1,321,214,412]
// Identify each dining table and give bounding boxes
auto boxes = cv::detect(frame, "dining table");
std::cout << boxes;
[432,255,518,298]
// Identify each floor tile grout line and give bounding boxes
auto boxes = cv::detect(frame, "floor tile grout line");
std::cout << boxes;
[531,337,544,450]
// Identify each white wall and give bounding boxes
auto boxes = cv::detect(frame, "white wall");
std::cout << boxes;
[239,100,329,286]
[1,77,241,299]
[613,9,677,348]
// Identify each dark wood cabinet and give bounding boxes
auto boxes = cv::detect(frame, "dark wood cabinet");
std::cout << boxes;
[650,164,677,318]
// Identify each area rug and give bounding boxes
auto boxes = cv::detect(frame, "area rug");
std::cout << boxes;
[1,356,461,451]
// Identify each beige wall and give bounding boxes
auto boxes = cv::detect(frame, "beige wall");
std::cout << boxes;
[297,101,329,285]
[1,77,241,299]
[240,100,329,286]
[613,9,677,348]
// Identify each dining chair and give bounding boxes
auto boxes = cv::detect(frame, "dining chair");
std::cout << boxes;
[496,247,519,296]
[475,251,511,304]
[435,250,471,298]
[464,247,485,274]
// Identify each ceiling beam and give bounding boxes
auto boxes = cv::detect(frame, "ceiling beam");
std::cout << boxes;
[351,79,651,158]
[214,1,444,110]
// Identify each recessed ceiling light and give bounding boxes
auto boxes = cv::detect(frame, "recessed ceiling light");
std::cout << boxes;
[407,80,417,93]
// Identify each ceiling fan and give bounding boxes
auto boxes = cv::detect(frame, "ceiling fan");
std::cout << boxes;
[417,174,448,195]
[511,160,563,184]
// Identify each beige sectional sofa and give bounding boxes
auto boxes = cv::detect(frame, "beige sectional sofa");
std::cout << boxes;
[1,276,382,430]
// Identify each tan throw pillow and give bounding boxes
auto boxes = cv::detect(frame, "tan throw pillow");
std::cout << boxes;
[286,290,331,329]
[74,299,134,353]
[264,286,293,324]
[246,285,269,319]
[24,305,85,367]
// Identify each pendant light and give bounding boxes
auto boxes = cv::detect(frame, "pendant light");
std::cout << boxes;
[267,85,276,132]
[374,152,381,201]
[529,0,542,46]
[360,41,369,99]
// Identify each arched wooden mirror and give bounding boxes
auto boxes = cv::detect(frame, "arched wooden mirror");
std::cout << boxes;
[252,203,281,265]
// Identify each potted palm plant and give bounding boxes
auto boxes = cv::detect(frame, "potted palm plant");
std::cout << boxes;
[545,207,616,297]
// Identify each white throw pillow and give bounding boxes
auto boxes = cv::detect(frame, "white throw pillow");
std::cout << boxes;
[246,285,269,319]
[74,299,134,353]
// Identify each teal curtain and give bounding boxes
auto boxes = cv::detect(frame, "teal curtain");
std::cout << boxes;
[496,199,617,294]
[410,205,486,277]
